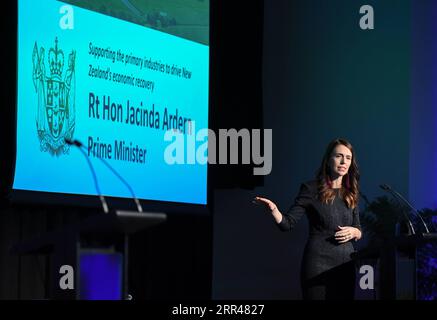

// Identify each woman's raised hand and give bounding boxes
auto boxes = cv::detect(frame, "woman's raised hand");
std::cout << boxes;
[253,196,278,211]
[253,196,283,224]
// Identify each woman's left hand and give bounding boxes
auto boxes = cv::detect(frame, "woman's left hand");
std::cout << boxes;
[335,226,360,243]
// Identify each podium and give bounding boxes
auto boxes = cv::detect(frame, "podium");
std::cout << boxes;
[392,232,437,300]
[10,210,167,300]
[355,230,437,300]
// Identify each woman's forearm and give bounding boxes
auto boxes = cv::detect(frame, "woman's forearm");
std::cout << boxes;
[271,207,283,224]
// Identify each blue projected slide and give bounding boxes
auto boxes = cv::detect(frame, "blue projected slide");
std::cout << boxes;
[13,0,209,204]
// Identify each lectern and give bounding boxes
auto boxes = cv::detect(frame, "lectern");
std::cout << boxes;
[10,210,167,300]
[356,227,437,300]
[389,231,437,300]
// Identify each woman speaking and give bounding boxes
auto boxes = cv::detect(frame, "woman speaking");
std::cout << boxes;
[254,138,362,300]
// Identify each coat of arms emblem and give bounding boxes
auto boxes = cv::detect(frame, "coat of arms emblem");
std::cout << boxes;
[32,37,76,155]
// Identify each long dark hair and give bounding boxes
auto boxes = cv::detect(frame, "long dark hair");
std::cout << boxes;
[316,138,360,208]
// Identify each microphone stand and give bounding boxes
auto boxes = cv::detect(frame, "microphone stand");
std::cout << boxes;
[380,184,430,234]
[379,184,416,235]
[388,188,430,234]
[66,138,143,213]
[66,139,109,213]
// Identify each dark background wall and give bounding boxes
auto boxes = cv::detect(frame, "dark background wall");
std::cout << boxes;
[213,0,411,299]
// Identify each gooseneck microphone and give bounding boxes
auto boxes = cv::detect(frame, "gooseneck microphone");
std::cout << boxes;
[380,184,430,234]
[379,184,416,235]
[65,138,109,213]
[65,138,143,213]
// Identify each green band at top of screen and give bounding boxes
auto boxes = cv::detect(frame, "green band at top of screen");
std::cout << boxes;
[61,0,209,46]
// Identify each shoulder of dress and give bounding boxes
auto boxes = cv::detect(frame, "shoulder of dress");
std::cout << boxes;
[299,180,319,198]
[302,180,318,191]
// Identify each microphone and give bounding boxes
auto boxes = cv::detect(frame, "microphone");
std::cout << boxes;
[380,184,430,234]
[65,138,109,214]
[379,184,415,235]
[65,138,143,213]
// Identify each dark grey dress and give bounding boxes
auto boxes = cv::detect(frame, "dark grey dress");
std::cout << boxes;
[278,180,361,300]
